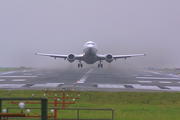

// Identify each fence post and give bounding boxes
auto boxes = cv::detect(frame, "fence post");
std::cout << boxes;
[112,109,114,120]
[41,99,47,120]
[0,99,2,120]
[77,109,79,120]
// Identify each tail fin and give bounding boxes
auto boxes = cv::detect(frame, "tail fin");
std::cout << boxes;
[90,33,92,41]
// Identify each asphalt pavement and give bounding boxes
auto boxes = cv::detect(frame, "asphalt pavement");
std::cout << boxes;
[0,67,180,92]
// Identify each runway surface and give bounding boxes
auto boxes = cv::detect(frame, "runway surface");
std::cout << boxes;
[0,67,180,92]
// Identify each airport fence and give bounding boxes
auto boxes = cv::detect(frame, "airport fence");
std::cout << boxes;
[6,107,114,120]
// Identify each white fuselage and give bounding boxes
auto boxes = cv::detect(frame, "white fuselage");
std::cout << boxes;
[83,41,98,64]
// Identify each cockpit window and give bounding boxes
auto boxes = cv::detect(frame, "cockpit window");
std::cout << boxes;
[86,43,95,46]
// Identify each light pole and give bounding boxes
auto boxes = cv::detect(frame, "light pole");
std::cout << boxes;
[18,102,25,113]
[26,109,30,116]
[50,109,54,117]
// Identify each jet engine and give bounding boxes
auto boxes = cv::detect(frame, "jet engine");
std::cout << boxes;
[67,54,75,62]
[105,54,113,63]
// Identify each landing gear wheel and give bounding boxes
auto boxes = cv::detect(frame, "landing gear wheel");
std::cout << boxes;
[78,60,83,68]
[98,64,103,68]
[78,63,83,68]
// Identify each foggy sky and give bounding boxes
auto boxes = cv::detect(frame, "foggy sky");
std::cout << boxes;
[0,0,180,69]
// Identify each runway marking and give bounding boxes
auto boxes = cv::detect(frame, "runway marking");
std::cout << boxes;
[131,84,160,90]
[136,77,180,80]
[96,84,161,90]
[71,68,93,87]
[0,76,37,78]
[143,70,163,75]
[0,71,16,75]
[23,73,33,76]
[22,69,38,73]
[22,84,34,87]
[158,86,170,89]
[165,86,180,91]
[124,85,134,88]
[138,81,152,83]
[11,79,26,82]
[31,83,64,87]
[77,69,93,83]
[98,84,125,88]
[170,74,179,77]
[0,84,26,88]
[159,81,171,83]
[36,74,45,76]
[143,75,152,76]
[0,79,6,81]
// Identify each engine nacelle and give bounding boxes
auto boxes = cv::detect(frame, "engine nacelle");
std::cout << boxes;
[67,54,75,62]
[105,54,113,63]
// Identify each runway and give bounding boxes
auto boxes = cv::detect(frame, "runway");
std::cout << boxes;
[0,68,180,92]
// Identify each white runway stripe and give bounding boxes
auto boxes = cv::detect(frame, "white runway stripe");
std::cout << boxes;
[136,77,180,80]
[138,81,152,83]
[0,79,6,81]
[96,84,161,90]
[11,79,26,81]
[31,83,64,87]
[170,74,179,77]
[0,71,16,75]
[165,86,180,91]
[143,70,163,75]
[0,76,37,78]
[98,84,125,88]
[0,84,25,88]
[77,77,88,83]
[133,85,160,90]
[144,75,152,76]
[77,69,93,83]
[159,81,171,83]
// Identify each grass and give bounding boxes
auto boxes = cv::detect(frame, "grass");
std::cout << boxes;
[1,90,180,120]
[0,67,27,72]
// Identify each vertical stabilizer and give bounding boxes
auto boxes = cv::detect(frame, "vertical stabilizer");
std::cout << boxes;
[90,33,92,41]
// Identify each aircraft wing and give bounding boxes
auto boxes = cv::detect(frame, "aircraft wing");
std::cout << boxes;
[97,54,146,60]
[35,53,68,59]
[113,54,146,60]
[35,53,84,60]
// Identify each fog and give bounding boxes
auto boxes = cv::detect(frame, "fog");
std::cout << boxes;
[0,0,180,69]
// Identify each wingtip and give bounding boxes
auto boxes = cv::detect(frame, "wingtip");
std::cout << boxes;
[144,54,146,56]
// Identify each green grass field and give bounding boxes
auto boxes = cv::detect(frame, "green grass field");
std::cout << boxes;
[0,67,27,72]
[1,90,180,120]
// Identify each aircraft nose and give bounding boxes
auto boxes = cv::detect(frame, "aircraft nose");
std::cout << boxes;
[87,46,93,52]
[87,44,94,48]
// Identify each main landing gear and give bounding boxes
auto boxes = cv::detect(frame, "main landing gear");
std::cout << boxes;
[98,61,103,68]
[78,61,83,68]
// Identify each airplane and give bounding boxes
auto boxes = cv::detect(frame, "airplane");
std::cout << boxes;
[35,41,146,68]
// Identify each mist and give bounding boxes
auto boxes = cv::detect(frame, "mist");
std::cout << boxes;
[0,0,179,69]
